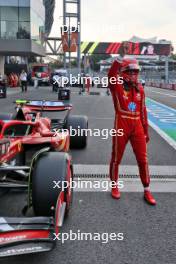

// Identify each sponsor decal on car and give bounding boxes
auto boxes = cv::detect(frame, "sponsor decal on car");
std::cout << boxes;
[18,142,22,152]
[0,235,26,244]
[0,230,50,246]
[123,91,129,100]
[0,246,43,256]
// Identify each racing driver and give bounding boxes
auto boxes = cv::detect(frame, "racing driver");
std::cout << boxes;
[108,58,156,205]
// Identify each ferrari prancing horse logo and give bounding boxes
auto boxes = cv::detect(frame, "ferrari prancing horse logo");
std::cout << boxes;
[123,91,129,100]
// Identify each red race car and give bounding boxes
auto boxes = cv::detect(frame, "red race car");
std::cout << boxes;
[0,100,88,257]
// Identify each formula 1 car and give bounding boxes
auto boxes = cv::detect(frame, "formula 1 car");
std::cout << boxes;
[0,100,88,257]
[0,99,88,150]
[0,141,73,257]
[0,99,88,187]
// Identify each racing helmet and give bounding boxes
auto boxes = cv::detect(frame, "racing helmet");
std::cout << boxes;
[120,59,140,85]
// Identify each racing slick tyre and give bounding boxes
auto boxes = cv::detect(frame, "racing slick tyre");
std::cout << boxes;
[32,152,73,216]
[65,115,88,149]
[0,113,15,120]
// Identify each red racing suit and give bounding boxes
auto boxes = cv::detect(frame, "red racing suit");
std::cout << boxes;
[108,60,150,187]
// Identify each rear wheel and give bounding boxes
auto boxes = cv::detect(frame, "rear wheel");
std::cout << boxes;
[65,115,88,149]
[32,152,72,216]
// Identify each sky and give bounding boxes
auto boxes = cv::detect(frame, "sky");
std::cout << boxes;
[50,0,176,50]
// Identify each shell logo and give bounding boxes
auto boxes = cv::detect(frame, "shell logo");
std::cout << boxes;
[56,138,67,152]
[17,142,22,152]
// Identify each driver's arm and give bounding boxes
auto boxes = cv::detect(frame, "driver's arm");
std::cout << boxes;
[108,60,122,91]
[140,89,149,143]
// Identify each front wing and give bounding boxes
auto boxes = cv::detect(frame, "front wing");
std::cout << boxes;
[0,217,55,257]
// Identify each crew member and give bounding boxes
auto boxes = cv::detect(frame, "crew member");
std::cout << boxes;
[20,70,28,92]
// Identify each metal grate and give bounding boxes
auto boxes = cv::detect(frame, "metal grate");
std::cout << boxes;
[74,173,176,180]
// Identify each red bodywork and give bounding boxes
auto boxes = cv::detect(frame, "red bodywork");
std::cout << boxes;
[0,101,73,257]
[0,102,72,163]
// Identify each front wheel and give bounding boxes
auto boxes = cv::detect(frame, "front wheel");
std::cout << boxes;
[32,152,73,216]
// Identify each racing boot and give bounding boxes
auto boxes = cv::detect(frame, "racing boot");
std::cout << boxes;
[144,190,156,206]
[111,185,121,199]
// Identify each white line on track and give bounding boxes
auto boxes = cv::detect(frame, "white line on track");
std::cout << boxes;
[74,164,176,176]
[74,178,176,192]
[73,165,176,192]
[147,97,176,112]
[146,98,176,150]
[150,90,176,98]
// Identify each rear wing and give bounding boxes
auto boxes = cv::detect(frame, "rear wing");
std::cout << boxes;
[15,100,72,112]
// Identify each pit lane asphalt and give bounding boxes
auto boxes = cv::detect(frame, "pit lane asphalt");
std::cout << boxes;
[0,192,176,264]
[0,86,176,264]
[1,85,176,165]
[145,86,176,109]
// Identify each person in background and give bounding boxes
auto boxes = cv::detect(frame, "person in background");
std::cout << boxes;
[0,73,6,84]
[0,73,7,98]
[141,44,155,55]
[27,69,32,85]
[20,70,28,92]
[52,71,62,92]
[85,74,91,94]
[34,72,39,89]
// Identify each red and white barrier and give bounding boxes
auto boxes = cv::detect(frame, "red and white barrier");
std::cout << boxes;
[146,81,176,91]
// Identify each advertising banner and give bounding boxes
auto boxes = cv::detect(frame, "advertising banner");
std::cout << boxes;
[81,41,172,56]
